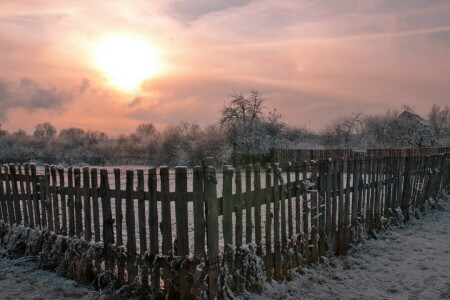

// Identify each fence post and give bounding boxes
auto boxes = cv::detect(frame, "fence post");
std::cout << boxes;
[125,170,137,284]
[50,166,60,234]
[148,167,160,291]
[265,164,272,279]
[83,167,91,240]
[234,166,243,248]
[18,165,29,227]
[175,166,189,297]
[205,165,219,299]
[160,166,172,291]
[0,166,8,223]
[31,165,41,228]
[100,169,114,271]
[245,164,253,244]
[91,168,100,242]
[67,167,74,236]
[58,168,67,235]
[9,164,22,225]
[254,163,262,256]
[137,169,148,287]
[74,168,82,236]
[273,163,282,280]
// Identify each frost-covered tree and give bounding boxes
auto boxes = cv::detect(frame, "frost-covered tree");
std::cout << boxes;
[320,113,364,149]
[428,104,450,145]
[34,122,57,139]
[136,123,156,137]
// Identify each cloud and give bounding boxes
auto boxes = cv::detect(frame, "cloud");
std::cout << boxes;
[0,77,71,121]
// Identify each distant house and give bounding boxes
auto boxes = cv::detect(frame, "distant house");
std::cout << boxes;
[389,110,436,148]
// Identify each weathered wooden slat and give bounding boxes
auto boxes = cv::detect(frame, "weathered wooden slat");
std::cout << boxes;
[175,167,189,297]
[160,166,172,290]
[9,165,22,224]
[114,169,123,246]
[254,163,262,256]
[44,165,53,231]
[137,170,147,252]
[245,164,253,244]
[31,165,41,228]
[0,166,8,223]
[37,175,47,228]
[18,165,29,226]
[286,162,294,240]
[351,158,360,227]
[344,158,351,252]
[100,169,114,271]
[67,167,75,236]
[82,167,92,240]
[137,169,148,287]
[234,166,243,248]
[294,162,301,235]
[320,159,329,257]
[205,165,219,300]
[74,168,82,236]
[125,170,137,284]
[148,167,159,290]
[337,157,346,254]
[273,164,281,281]
[58,168,67,235]
[24,165,34,227]
[324,159,332,231]
[265,164,272,279]
[51,166,60,234]
[222,166,233,247]
[91,168,100,242]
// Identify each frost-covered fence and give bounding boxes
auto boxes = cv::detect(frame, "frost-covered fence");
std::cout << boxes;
[0,151,449,298]
[271,147,450,167]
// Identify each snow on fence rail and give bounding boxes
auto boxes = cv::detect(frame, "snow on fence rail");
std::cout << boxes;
[0,151,449,298]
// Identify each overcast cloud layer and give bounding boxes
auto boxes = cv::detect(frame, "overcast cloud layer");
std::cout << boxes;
[0,0,449,134]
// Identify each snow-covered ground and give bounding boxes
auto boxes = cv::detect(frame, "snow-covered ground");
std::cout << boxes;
[1,198,449,299]
[0,250,99,299]
[248,198,450,300]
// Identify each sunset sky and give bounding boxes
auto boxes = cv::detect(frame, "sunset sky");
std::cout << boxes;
[1,0,450,136]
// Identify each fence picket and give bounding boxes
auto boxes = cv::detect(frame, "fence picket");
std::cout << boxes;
[205,166,219,300]
[51,166,60,234]
[67,167,74,236]
[18,165,29,227]
[100,169,114,271]
[90,168,100,242]
[245,164,253,244]
[9,165,22,225]
[24,164,35,227]
[234,166,243,248]
[137,169,148,287]
[160,167,172,291]
[58,168,67,235]
[74,168,82,236]
[125,170,137,284]
[148,167,160,290]
[175,166,189,297]
[265,164,272,279]
[82,167,91,240]
[254,163,262,256]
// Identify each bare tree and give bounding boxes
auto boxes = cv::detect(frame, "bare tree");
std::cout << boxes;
[136,123,156,137]
[428,104,450,144]
[34,122,57,139]
[321,113,364,149]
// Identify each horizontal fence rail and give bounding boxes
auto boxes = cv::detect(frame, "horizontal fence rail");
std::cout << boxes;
[0,150,449,298]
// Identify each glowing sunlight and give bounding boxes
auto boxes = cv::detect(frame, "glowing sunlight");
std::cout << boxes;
[90,34,163,91]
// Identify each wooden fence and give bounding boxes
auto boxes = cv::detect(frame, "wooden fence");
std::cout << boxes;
[0,151,449,298]
[271,147,450,167]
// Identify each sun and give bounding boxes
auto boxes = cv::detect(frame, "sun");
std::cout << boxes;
[90,34,162,90]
